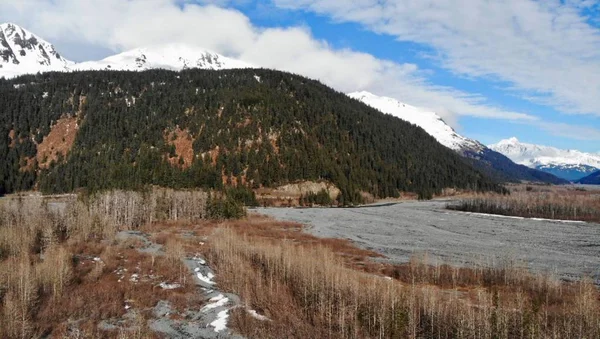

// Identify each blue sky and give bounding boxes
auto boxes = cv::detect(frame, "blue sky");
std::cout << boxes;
[2,0,600,152]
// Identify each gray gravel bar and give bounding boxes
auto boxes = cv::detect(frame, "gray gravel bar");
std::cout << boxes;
[255,200,600,283]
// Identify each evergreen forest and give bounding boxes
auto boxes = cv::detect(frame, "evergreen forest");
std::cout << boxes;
[0,69,505,202]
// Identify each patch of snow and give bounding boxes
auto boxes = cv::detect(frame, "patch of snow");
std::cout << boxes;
[193,254,206,265]
[248,309,270,321]
[254,75,261,83]
[159,282,182,290]
[42,91,49,98]
[454,211,586,223]
[210,310,229,332]
[201,294,229,311]
[197,272,215,285]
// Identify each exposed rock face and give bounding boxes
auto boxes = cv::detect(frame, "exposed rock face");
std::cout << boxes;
[273,181,341,200]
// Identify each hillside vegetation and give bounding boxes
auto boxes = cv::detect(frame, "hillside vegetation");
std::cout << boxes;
[0,69,503,202]
[578,170,600,185]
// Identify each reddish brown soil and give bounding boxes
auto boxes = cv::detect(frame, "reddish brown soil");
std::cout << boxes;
[165,127,195,169]
[35,116,79,169]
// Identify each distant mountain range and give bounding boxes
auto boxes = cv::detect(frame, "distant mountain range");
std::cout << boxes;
[1,23,249,78]
[0,22,580,186]
[349,92,568,185]
[489,137,600,181]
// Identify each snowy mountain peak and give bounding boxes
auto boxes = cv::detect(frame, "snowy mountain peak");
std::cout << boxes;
[0,23,73,78]
[489,138,600,180]
[75,43,252,72]
[0,24,252,79]
[348,91,484,152]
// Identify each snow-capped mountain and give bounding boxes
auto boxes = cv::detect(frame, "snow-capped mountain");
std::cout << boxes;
[75,44,251,72]
[349,91,568,184]
[0,23,571,185]
[489,137,600,181]
[0,23,250,79]
[0,23,73,78]
[348,91,484,152]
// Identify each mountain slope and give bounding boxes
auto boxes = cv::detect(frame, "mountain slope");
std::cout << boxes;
[577,170,600,185]
[0,69,504,200]
[349,91,567,185]
[348,91,484,152]
[489,138,600,181]
[0,23,72,78]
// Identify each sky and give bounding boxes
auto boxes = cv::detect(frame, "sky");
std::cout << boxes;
[1,0,600,152]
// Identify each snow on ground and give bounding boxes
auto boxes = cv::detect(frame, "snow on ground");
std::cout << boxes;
[196,271,215,285]
[248,309,270,321]
[456,211,586,223]
[210,310,229,332]
[202,294,229,311]
[158,282,182,290]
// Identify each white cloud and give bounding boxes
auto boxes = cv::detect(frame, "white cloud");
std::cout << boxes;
[1,0,599,140]
[273,0,600,118]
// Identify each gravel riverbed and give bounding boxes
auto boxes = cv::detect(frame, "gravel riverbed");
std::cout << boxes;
[256,200,600,283]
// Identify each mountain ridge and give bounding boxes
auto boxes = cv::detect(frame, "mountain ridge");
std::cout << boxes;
[0,23,251,79]
[0,23,73,78]
[348,91,485,153]
[0,69,505,200]
[0,23,574,187]
[489,137,600,181]
[349,91,568,185]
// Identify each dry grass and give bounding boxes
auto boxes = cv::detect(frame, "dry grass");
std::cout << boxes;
[0,188,208,338]
[448,185,600,222]
[2,188,599,338]
[206,219,600,339]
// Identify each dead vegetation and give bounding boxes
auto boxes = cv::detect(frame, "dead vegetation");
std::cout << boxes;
[448,185,600,222]
[1,187,599,338]
[205,216,600,339]
[0,189,208,338]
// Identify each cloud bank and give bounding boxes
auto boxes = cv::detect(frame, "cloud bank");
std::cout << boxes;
[274,0,600,118]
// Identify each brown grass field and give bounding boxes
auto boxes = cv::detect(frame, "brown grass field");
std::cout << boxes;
[0,189,598,338]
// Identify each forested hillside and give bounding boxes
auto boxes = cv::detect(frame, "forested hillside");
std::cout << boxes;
[577,170,600,185]
[0,69,504,201]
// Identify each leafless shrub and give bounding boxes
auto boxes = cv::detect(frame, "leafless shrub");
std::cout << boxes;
[89,188,208,229]
[208,227,600,339]
[448,188,600,222]
[0,188,209,338]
